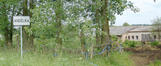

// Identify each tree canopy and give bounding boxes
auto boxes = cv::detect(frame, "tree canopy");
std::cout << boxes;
[152,17,161,41]
[123,22,130,26]
[0,0,136,56]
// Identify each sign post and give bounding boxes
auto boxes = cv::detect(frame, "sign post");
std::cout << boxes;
[13,16,30,59]
[20,26,23,58]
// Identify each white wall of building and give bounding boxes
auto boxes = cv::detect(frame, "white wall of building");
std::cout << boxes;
[121,32,152,42]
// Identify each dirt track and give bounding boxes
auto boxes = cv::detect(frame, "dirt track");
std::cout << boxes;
[124,45,161,66]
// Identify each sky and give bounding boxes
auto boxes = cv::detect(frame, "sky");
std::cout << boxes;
[115,0,161,26]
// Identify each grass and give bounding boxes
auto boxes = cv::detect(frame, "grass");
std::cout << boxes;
[0,48,134,66]
[149,60,161,66]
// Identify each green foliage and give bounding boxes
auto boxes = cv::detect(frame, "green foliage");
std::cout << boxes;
[150,41,160,46]
[34,38,56,51]
[0,0,20,31]
[108,52,134,66]
[28,2,56,38]
[12,35,19,48]
[0,0,135,48]
[0,0,21,46]
[0,1,136,65]
[123,40,141,48]
[28,1,99,50]
[123,22,130,26]
[152,17,161,41]
[149,60,161,66]
[88,52,134,66]
[0,39,5,47]
[0,48,134,66]
[111,35,118,41]
[0,13,9,35]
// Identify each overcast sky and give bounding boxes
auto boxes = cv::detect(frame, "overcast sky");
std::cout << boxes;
[115,0,161,26]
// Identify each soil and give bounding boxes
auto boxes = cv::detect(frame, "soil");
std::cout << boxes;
[124,45,161,66]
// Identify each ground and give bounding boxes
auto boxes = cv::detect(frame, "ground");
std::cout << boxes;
[0,48,133,66]
[0,45,161,66]
[125,45,161,66]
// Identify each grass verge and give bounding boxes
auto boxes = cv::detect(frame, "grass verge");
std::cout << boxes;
[0,48,134,66]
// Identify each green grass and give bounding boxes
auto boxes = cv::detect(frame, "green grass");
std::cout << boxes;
[149,60,161,66]
[0,48,134,66]
[123,40,142,48]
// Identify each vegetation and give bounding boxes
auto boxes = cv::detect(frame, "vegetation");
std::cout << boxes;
[152,17,161,41]
[149,60,161,66]
[123,40,141,48]
[0,0,19,47]
[150,41,160,46]
[0,48,134,66]
[123,22,130,26]
[2,0,159,66]
[0,0,136,54]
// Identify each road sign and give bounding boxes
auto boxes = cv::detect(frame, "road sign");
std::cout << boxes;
[13,16,30,26]
[13,16,30,59]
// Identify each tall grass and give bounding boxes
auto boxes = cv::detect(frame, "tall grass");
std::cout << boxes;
[0,48,134,66]
[149,60,161,66]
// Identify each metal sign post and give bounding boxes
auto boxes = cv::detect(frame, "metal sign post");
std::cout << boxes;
[13,16,30,59]
[20,26,23,58]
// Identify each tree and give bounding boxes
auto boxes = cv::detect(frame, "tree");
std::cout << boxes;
[0,0,20,47]
[89,0,136,46]
[65,0,136,55]
[152,17,161,41]
[54,0,65,51]
[123,22,130,26]
[28,0,67,52]
[20,0,136,57]
[21,0,37,49]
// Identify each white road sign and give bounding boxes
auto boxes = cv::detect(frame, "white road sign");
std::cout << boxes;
[13,16,30,59]
[13,16,30,26]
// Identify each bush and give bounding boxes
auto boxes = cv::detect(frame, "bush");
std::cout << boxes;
[111,35,118,41]
[149,60,161,66]
[123,40,141,48]
[0,39,5,47]
[150,41,159,46]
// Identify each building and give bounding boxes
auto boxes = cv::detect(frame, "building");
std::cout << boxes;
[110,26,158,42]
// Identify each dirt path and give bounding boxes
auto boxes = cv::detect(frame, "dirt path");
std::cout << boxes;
[125,45,161,66]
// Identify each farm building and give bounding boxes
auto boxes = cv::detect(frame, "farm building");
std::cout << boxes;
[110,26,159,42]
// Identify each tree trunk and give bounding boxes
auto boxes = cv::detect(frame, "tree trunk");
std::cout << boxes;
[55,16,62,50]
[2,2,12,48]
[22,0,29,49]
[55,0,63,51]
[99,0,110,56]
[8,5,15,48]
[100,0,110,45]
[4,27,11,47]
[80,28,86,53]
[23,0,28,16]
[16,34,20,50]
[29,0,35,49]
[95,9,101,45]
[158,31,161,41]
[22,0,35,49]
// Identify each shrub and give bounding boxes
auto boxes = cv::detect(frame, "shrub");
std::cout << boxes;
[123,40,141,48]
[149,60,161,66]
[0,39,5,47]
[150,41,159,46]
[111,35,118,41]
